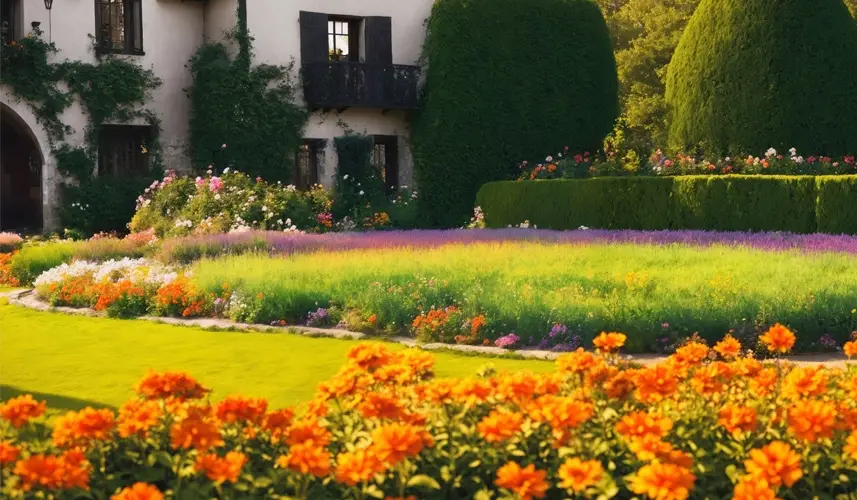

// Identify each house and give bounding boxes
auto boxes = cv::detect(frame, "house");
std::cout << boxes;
[0,0,430,233]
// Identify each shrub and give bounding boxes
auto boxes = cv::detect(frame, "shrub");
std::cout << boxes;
[332,135,386,221]
[665,0,857,155]
[10,241,79,286]
[60,175,155,236]
[2,338,856,498]
[0,233,24,253]
[477,176,857,234]
[412,0,619,227]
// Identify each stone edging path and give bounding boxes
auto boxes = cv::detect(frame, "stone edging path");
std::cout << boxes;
[4,289,853,368]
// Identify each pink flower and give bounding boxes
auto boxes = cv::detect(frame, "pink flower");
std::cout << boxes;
[664,159,674,168]
[209,176,223,193]
[574,154,583,163]
[195,177,205,187]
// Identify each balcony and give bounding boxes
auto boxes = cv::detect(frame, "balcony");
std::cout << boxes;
[301,62,420,111]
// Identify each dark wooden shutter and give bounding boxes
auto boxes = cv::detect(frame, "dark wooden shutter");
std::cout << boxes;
[364,16,392,64]
[299,11,328,63]
[94,0,104,49]
[131,0,143,53]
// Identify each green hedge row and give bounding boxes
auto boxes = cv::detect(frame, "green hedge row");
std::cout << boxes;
[476,175,857,234]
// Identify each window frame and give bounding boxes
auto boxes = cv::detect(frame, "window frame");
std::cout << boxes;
[294,139,325,190]
[327,15,360,62]
[372,135,399,193]
[94,0,144,56]
[97,124,152,177]
[0,0,19,44]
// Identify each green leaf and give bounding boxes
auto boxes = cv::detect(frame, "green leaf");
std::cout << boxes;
[407,474,442,490]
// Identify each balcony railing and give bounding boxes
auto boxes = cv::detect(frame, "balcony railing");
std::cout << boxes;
[301,62,420,110]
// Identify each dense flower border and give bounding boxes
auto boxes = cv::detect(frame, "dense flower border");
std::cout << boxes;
[1,330,856,499]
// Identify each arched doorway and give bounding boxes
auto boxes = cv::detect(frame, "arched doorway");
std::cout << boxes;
[1,104,43,232]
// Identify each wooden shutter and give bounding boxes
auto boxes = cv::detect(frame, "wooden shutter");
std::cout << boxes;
[131,0,143,53]
[364,16,392,64]
[299,11,328,63]
[94,0,104,48]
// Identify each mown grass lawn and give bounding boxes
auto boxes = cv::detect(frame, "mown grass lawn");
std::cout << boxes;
[0,304,552,412]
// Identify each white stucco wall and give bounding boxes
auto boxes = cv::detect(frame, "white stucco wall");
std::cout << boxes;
[203,0,238,43]
[246,0,433,188]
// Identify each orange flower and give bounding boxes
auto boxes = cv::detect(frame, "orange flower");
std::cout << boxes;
[117,400,162,438]
[629,462,696,500]
[557,348,598,374]
[732,476,778,500]
[845,340,857,359]
[557,457,603,493]
[357,392,406,420]
[14,450,91,491]
[453,378,494,405]
[135,370,210,400]
[347,343,392,370]
[781,366,827,400]
[845,430,857,461]
[690,364,725,396]
[334,448,386,486]
[277,442,331,477]
[593,332,626,353]
[0,394,46,428]
[713,335,742,358]
[538,396,594,441]
[674,341,709,366]
[628,437,693,468]
[52,408,116,448]
[787,400,836,442]
[842,374,857,400]
[616,411,673,441]
[495,462,549,500]
[759,324,795,353]
[0,440,20,464]
[634,364,679,403]
[744,441,802,488]
[470,315,487,335]
[262,409,294,438]
[111,482,165,500]
[730,357,762,377]
[371,423,432,465]
[604,370,636,399]
[287,419,331,447]
[749,367,779,397]
[216,396,268,425]
[170,407,223,451]
[195,451,247,484]
[367,314,377,323]
[718,405,757,435]
[477,408,524,443]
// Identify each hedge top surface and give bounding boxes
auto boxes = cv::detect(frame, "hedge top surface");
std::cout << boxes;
[665,0,857,155]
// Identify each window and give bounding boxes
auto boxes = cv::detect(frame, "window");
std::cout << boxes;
[327,17,360,62]
[1,0,19,44]
[94,0,143,55]
[372,136,399,193]
[98,125,151,176]
[294,139,324,190]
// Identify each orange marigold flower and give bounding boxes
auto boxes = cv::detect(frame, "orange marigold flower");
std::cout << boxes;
[731,357,762,377]
[845,431,857,461]
[495,462,549,500]
[276,442,331,477]
[371,423,432,465]
[262,408,294,442]
[14,450,91,491]
[616,411,673,441]
[135,370,210,400]
[759,324,796,354]
[170,408,223,451]
[346,343,392,370]
[556,348,598,374]
[718,405,757,435]
[787,400,836,442]
[111,482,165,500]
[839,404,857,431]
[117,400,162,438]
[845,340,857,359]
[628,437,694,468]
[557,457,603,493]
[604,370,636,399]
[539,397,594,431]
[52,408,116,448]
[629,462,696,500]
[422,379,457,404]
[713,335,742,358]
[593,332,626,353]
[216,396,268,425]
[195,451,247,484]
[453,378,494,405]
[749,367,779,397]
[690,364,725,396]
[288,419,331,447]
[781,366,827,400]
[732,476,779,500]
[634,364,679,404]
[495,372,540,403]
[744,441,802,488]
[357,392,407,420]
[334,448,386,486]
[674,341,709,366]
[842,375,857,400]
[0,394,46,428]
[0,440,21,464]
[477,408,524,443]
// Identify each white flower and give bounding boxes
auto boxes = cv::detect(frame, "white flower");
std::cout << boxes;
[789,147,797,156]
[214,194,221,200]
[262,205,268,212]
[578,225,590,230]
[277,219,283,225]
[794,156,805,164]
[343,174,349,180]
[765,148,777,158]
[223,168,230,174]
[545,156,553,162]
[725,157,731,162]
[359,190,365,195]
[285,218,292,226]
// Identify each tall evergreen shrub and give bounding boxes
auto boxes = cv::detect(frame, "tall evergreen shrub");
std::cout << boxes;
[412,0,619,227]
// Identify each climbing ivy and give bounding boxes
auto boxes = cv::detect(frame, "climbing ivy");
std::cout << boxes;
[186,0,306,182]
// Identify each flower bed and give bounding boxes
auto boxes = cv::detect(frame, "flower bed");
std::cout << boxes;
[2,331,856,499]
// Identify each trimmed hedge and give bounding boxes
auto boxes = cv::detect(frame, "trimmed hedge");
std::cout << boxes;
[412,0,618,228]
[476,175,857,234]
[665,0,857,155]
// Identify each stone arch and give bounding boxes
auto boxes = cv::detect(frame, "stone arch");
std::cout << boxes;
[0,94,57,233]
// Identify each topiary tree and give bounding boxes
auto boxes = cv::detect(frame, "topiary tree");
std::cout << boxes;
[665,0,857,156]
[412,0,619,227]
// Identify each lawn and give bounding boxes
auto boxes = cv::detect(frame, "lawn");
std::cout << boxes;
[0,304,552,412]
[192,241,857,351]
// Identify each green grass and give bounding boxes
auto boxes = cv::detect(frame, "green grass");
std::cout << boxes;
[192,242,857,351]
[0,305,551,412]
[10,241,79,285]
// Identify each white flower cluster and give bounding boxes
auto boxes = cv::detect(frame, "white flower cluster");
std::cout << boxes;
[34,258,179,288]
[175,219,194,229]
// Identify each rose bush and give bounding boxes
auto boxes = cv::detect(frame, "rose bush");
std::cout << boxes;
[1,329,856,499]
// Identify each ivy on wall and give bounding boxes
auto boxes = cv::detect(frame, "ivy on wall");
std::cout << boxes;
[0,28,163,235]
[186,0,307,182]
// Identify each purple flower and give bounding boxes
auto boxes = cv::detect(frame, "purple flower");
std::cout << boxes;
[549,323,568,337]
[494,333,520,349]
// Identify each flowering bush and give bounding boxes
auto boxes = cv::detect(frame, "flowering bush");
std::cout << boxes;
[2,329,857,499]
[411,306,481,343]
[0,253,20,287]
[0,233,24,253]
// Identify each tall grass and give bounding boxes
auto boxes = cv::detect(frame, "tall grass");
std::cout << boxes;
[192,242,857,351]
[10,242,80,285]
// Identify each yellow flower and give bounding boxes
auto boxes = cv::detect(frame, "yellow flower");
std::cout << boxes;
[557,457,603,493]
[744,441,802,488]
[629,462,696,500]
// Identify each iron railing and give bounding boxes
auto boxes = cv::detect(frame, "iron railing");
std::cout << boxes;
[301,62,420,110]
